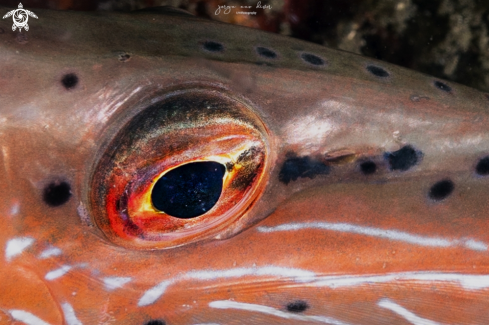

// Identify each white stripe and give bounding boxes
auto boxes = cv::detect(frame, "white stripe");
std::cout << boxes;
[138,266,316,307]
[9,310,52,325]
[209,300,352,325]
[185,266,315,282]
[378,299,445,325]
[257,222,488,251]
[464,239,488,251]
[138,280,173,307]
[138,266,489,308]
[5,237,34,261]
[103,276,132,290]
[311,271,489,290]
[39,247,62,259]
[45,265,72,280]
[61,302,82,325]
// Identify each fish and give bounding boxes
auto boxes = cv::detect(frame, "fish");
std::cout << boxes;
[1,4,489,325]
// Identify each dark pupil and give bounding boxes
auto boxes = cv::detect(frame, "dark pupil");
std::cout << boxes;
[151,161,226,219]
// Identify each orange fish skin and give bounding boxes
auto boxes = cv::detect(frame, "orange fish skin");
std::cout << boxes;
[1,5,489,325]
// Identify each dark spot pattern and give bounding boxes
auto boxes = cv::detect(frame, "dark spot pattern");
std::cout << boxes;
[203,41,224,53]
[301,53,325,66]
[385,145,421,171]
[360,160,377,175]
[476,156,489,175]
[61,73,78,90]
[366,65,389,77]
[279,154,330,184]
[434,80,452,92]
[151,161,226,219]
[43,181,72,207]
[286,300,309,313]
[429,179,454,201]
[118,53,131,62]
[144,321,165,325]
[256,46,277,59]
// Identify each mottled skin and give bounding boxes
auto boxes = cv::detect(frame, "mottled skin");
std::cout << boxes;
[1,6,489,325]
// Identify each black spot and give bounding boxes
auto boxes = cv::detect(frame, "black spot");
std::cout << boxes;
[118,53,131,62]
[286,300,309,313]
[476,156,489,175]
[144,321,166,325]
[366,65,389,77]
[301,53,325,66]
[360,160,377,175]
[61,73,78,90]
[279,154,330,184]
[256,46,277,59]
[151,161,226,219]
[385,145,421,171]
[202,41,224,53]
[429,179,454,201]
[434,80,452,92]
[43,181,72,207]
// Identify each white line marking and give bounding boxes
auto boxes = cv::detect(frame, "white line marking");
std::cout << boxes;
[138,266,489,308]
[39,247,62,259]
[45,265,72,280]
[9,310,52,325]
[311,272,489,290]
[138,280,175,307]
[61,302,83,325]
[5,237,34,262]
[464,239,488,251]
[257,222,488,251]
[209,300,352,325]
[185,266,315,281]
[378,298,445,325]
[103,277,132,290]
[138,266,316,307]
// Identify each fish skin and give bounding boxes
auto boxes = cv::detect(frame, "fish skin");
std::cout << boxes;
[1,5,489,325]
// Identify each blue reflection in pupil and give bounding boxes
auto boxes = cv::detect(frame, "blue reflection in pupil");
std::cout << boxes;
[151,161,226,219]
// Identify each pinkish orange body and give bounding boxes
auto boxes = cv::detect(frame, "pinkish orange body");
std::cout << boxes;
[1,6,489,325]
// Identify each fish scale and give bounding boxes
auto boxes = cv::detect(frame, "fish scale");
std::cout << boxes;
[1,5,489,325]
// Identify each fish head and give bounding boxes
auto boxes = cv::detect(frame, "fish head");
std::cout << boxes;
[1,6,489,325]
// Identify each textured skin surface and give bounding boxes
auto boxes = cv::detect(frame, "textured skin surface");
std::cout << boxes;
[1,6,489,325]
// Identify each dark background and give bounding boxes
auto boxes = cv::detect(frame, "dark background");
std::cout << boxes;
[2,0,488,92]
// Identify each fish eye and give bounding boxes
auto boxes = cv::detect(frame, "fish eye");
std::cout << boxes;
[88,88,269,249]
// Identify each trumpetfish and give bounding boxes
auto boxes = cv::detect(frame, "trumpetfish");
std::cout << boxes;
[1,4,489,325]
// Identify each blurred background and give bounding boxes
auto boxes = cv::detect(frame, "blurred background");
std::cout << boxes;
[1,0,489,92]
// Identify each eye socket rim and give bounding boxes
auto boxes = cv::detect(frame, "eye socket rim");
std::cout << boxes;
[87,88,270,250]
